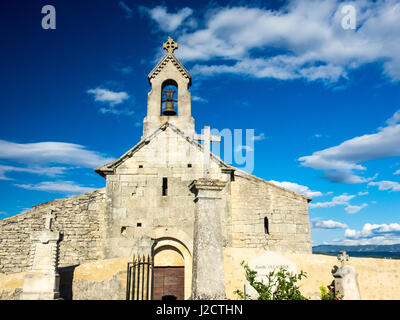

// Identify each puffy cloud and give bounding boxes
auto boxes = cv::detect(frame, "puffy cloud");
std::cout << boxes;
[15,181,96,195]
[345,223,400,239]
[157,0,400,82]
[324,222,400,245]
[368,180,400,192]
[311,219,348,229]
[269,180,323,198]
[87,88,133,116]
[299,109,400,183]
[87,88,129,106]
[140,6,193,32]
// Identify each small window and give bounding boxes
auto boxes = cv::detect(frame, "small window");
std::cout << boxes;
[121,226,127,235]
[162,177,168,196]
[264,217,269,234]
[137,222,142,227]
[187,164,192,168]
[139,165,143,168]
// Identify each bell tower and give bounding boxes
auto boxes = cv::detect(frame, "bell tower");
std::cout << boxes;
[143,37,195,138]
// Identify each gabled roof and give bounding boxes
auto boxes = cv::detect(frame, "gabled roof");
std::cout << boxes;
[147,53,192,86]
[94,122,311,202]
[94,122,232,178]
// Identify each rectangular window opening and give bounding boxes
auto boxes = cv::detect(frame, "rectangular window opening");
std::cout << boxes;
[264,217,269,234]
[162,177,168,196]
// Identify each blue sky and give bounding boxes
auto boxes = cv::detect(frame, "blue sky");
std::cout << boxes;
[1,0,400,246]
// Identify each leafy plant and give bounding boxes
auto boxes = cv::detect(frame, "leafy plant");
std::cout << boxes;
[234,261,308,300]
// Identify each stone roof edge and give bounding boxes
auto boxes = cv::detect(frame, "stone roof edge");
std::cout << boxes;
[147,53,192,85]
[94,122,232,177]
[0,188,106,223]
[233,169,312,202]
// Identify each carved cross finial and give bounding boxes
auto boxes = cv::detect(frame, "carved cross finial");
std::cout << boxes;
[163,37,178,53]
[338,250,349,267]
[45,209,55,231]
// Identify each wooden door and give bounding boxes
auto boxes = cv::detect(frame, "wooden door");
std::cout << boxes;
[153,266,184,300]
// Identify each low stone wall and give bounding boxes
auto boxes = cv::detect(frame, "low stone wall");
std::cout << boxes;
[2,249,399,300]
[224,248,400,300]
[72,257,130,300]
[0,189,106,275]
[0,272,25,300]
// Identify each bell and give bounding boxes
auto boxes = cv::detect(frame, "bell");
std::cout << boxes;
[163,101,177,116]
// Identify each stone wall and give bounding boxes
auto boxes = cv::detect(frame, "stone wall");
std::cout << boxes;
[0,189,106,275]
[230,173,312,253]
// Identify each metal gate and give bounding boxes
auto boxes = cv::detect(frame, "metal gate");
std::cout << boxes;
[126,255,154,300]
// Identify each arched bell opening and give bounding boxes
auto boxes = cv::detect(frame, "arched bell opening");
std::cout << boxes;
[161,79,178,116]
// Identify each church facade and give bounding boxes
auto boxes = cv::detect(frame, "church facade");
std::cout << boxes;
[0,38,312,300]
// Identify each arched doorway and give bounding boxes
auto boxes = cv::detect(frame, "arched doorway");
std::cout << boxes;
[153,245,185,300]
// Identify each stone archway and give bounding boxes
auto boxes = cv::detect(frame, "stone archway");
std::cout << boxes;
[150,230,192,300]
[153,245,185,300]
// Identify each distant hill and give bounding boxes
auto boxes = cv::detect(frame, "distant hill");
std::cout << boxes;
[312,244,400,259]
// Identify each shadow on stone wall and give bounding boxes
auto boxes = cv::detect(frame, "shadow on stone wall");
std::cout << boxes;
[59,265,78,300]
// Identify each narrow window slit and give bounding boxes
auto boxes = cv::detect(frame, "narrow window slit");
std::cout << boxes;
[162,177,168,196]
[264,217,269,234]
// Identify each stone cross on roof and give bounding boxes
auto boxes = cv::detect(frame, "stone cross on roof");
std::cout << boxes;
[163,37,178,53]
[194,126,221,178]
[45,209,55,231]
[338,250,349,267]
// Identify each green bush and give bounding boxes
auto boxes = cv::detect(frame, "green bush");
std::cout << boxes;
[234,261,308,300]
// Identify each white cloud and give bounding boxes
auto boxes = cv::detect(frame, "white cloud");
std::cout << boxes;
[15,181,96,195]
[309,193,355,208]
[311,219,348,229]
[344,203,368,214]
[345,223,400,239]
[368,180,400,192]
[325,222,400,245]
[358,191,369,195]
[162,0,400,82]
[0,164,67,180]
[0,140,113,169]
[87,88,129,106]
[87,88,133,116]
[141,6,193,32]
[269,180,323,198]
[299,109,400,183]
[192,95,208,103]
[394,169,400,175]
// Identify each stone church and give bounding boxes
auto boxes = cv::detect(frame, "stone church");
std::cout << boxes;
[0,38,312,300]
